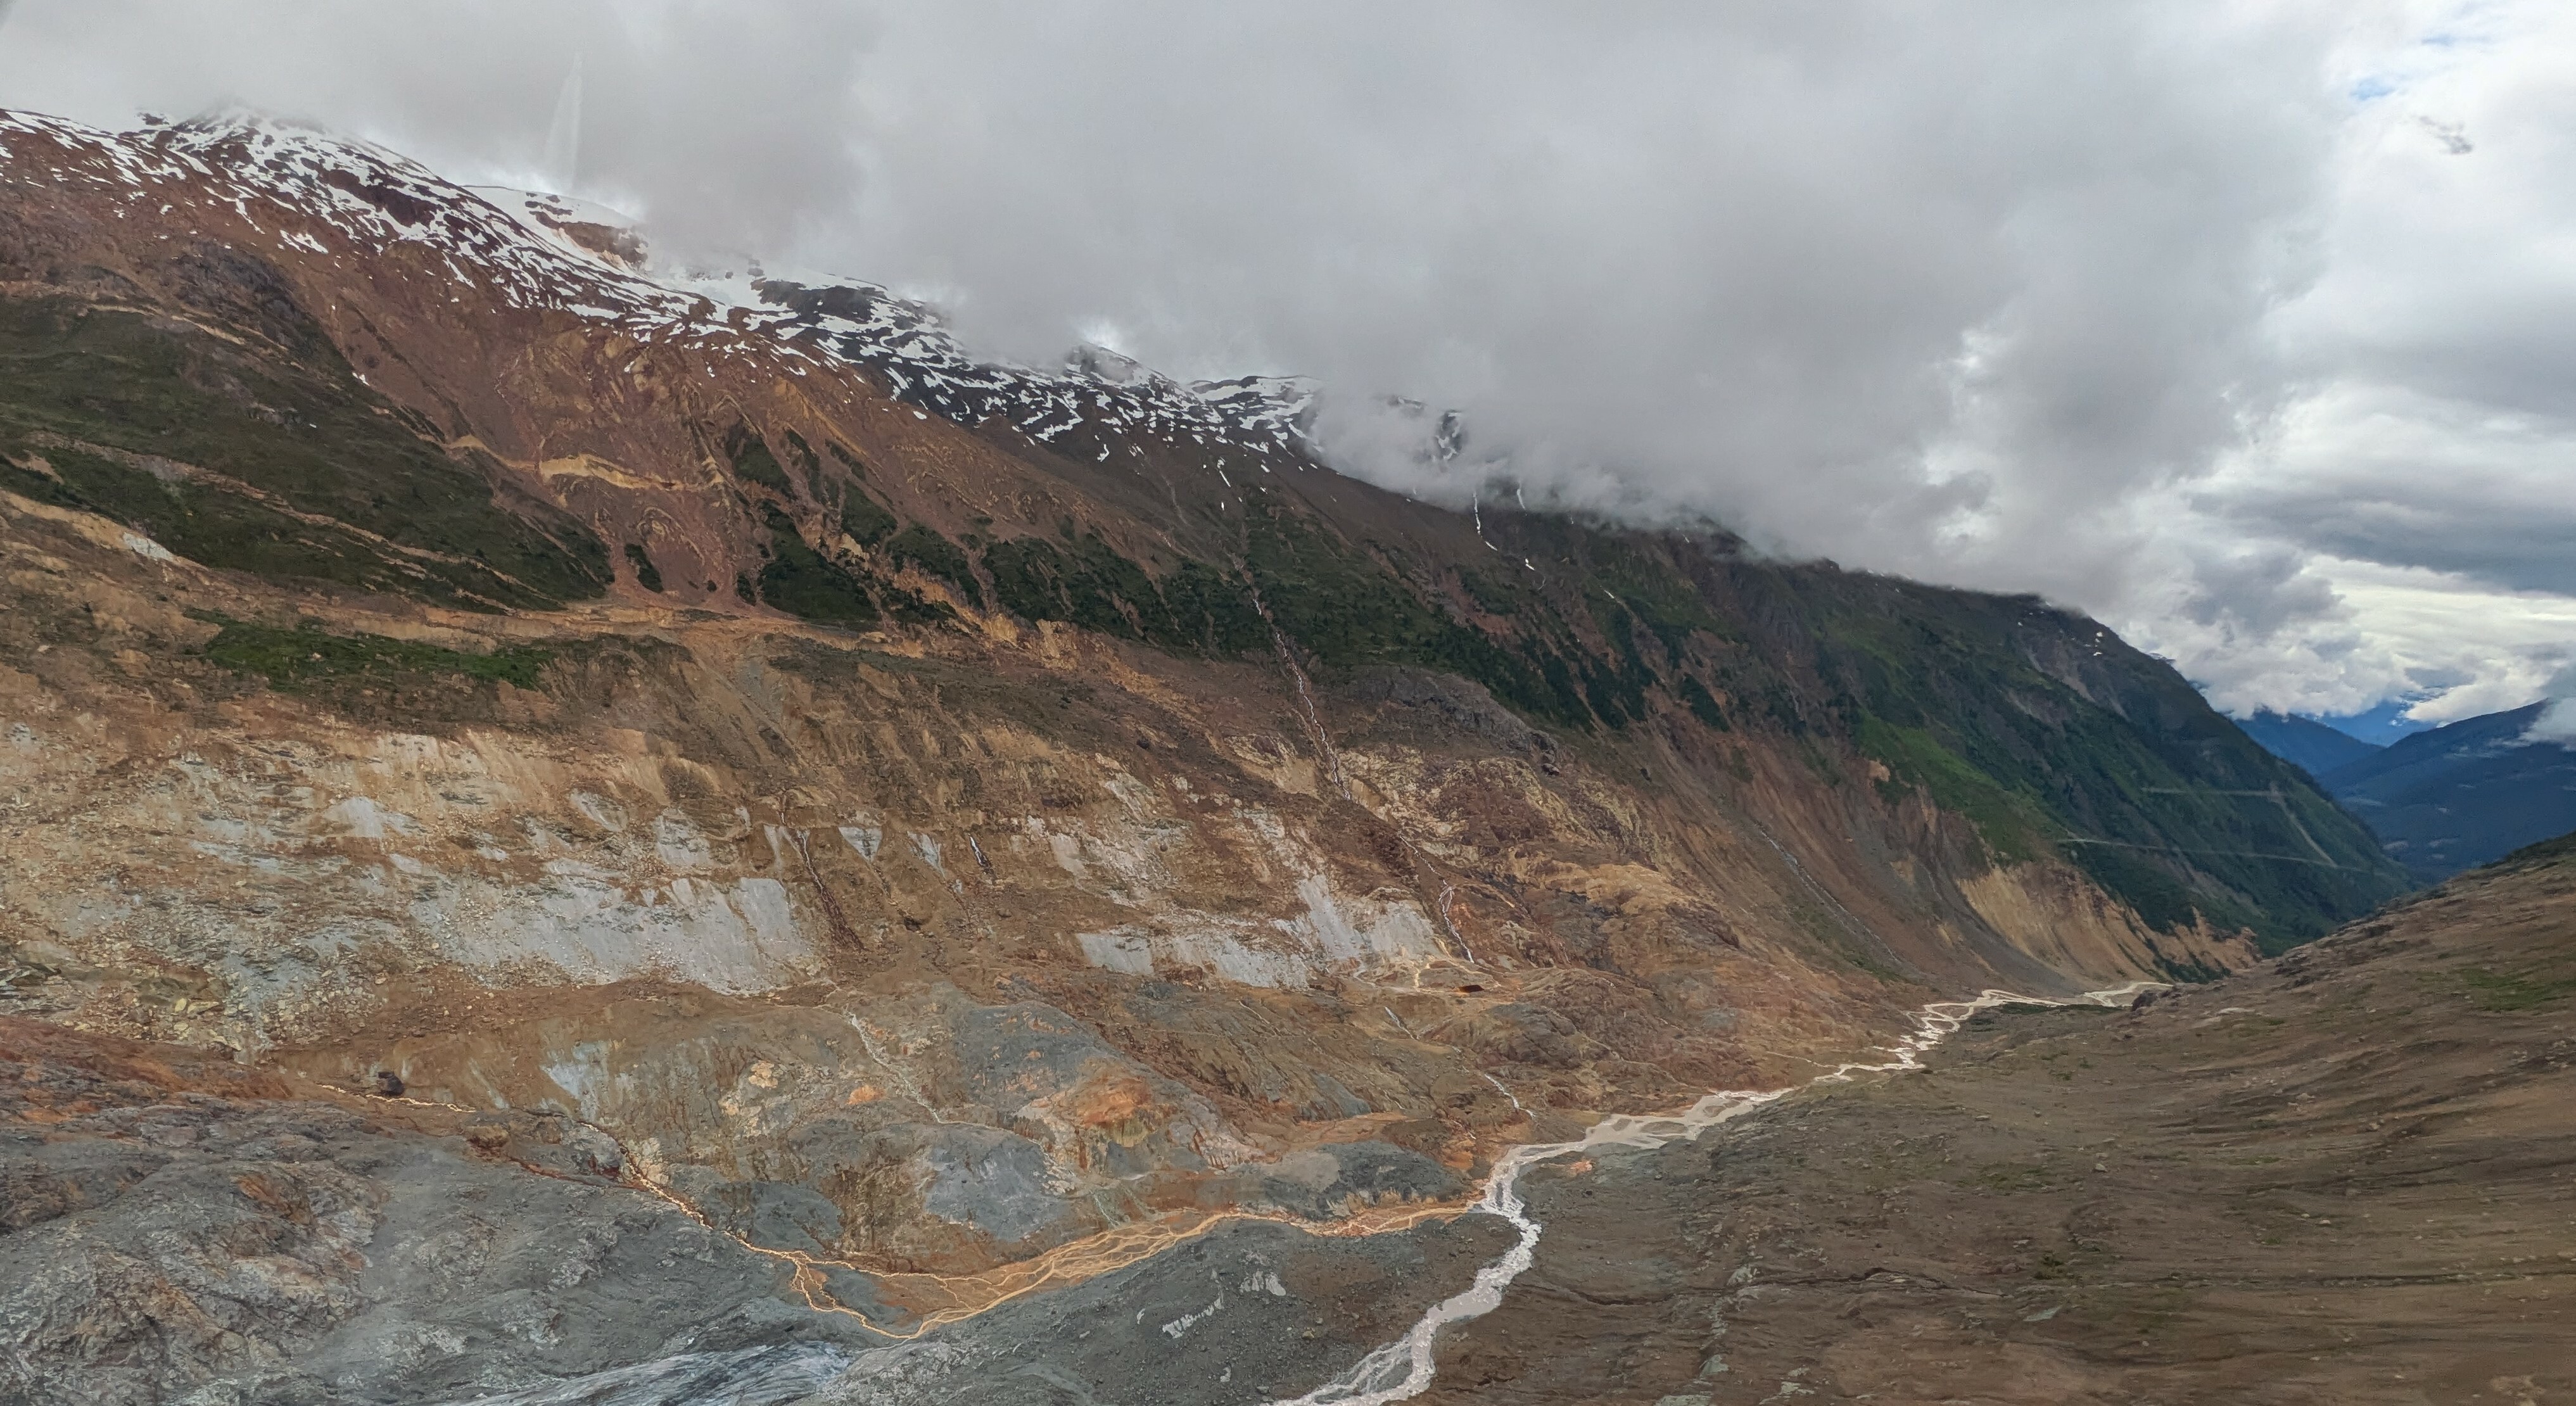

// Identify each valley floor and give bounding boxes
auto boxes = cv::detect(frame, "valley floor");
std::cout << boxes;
[1414,839,2576,1404]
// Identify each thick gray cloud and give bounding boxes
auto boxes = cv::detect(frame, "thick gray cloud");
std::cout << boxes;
[0,1,2567,723]
[0,2,881,251]
[2150,3,2576,720]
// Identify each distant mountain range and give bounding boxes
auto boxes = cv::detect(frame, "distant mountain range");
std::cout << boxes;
[2240,704,2576,883]
[2236,711,2385,780]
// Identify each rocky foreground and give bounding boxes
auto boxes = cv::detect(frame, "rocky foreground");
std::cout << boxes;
[1416,835,2576,1404]
[9,840,2566,1404]
[0,1010,1518,1405]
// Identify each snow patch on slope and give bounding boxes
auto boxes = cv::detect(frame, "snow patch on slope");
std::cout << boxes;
[0,108,1320,467]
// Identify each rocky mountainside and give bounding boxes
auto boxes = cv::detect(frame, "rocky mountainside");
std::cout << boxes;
[0,108,2411,1398]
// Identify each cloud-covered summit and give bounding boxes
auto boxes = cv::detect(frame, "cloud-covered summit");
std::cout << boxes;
[0,0,2566,723]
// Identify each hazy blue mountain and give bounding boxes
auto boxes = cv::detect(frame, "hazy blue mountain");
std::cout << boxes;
[2237,710,2385,779]
[2321,702,2576,882]
[2311,700,2440,747]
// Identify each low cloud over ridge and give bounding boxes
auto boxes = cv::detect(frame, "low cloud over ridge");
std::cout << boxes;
[0,1,2567,723]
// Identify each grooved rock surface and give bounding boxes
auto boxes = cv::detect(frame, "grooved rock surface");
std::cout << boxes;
[0,1017,861,1406]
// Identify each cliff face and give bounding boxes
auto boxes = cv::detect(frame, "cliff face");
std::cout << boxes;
[0,108,2406,1320]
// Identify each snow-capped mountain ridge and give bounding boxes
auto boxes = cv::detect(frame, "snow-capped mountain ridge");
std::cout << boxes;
[0,108,1318,465]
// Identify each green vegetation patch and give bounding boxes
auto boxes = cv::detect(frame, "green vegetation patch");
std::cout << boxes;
[1158,558,1272,656]
[1420,623,1592,730]
[623,543,664,592]
[1582,536,1723,654]
[1677,674,1731,731]
[988,533,1165,642]
[1243,509,1441,666]
[825,440,871,479]
[6,447,427,597]
[724,425,796,496]
[1856,716,2047,862]
[1457,566,1533,618]
[2495,829,2576,873]
[1243,507,1590,726]
[1794,577,2407,950]
[755,505,878,626]
[885,524,985,607]
[837,488,898,547]
[200,616,553,691]
[2454,965,2576,1012]
[814,441,898,545]
[1579,596,1657,725]
[984,531,1267,657]
[0,296,608,609]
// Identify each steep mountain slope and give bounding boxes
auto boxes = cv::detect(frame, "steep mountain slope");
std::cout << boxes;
[0,105,2409,1362]
[2321,703,2576,882]
[1409,831,2576,1404]
[2238,709,2383,779]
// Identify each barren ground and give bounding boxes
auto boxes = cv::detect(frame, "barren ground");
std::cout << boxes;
[1417,839,2576,1405]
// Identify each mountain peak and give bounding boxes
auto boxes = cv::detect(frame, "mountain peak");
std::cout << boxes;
[2235,709,2383,779]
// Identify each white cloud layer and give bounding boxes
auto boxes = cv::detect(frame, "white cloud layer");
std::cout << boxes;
[0,0,2566,724]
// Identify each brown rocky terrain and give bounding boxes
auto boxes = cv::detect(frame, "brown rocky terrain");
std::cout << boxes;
[1416,835,2576,1404]
[0,1012,1523,1405]
[0,107,2425,1401]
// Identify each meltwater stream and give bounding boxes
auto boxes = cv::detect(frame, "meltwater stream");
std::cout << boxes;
[429,984,2153,1406]
[1264,982,2160,1406]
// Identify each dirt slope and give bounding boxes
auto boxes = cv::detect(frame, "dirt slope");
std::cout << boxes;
[1421,837,2576,1403]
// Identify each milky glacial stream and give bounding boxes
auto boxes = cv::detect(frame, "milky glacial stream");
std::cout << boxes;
[429,984,2152,1406]
[1264,982,2159,1406]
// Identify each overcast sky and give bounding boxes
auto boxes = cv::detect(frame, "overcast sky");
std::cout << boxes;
[2,1,2568,728]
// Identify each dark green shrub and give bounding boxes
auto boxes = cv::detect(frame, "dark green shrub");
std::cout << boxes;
[885,524,984,607]
[200,616,553,690]
[624,543,664,592]
[725,426,795,495]
[755,505,877,626]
